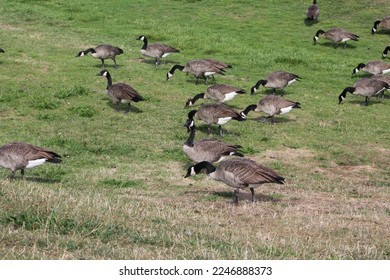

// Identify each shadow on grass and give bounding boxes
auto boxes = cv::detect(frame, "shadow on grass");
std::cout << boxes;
[23,176,62,184]
[105,101,144,113]
[194,123,242,137]
[315,42,358,49]
[343,99,383,106]
[212,191,280,203]
[304,18,319,26]
[139,58,181,67]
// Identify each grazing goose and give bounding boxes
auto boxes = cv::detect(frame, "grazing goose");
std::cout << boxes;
[166,59,229,84]
[240,95,301,124]
[97,70,144,113]
[338,78,390,106]
[306,0,320,21]
[185,158,285,204]
[382,46,390,58]
[0,142,61,179]
[352,60,390,75]
[136,35,180,67]
[185,103,245,137]
[251,71,301,95]
[372,16,390,34]
[313,28,359,47]
[76,44,123,68]
[185,84,246,108]
[371,75,390,98]
[183,120,244,163]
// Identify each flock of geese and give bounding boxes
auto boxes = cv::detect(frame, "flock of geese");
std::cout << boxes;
[0,1,390,204]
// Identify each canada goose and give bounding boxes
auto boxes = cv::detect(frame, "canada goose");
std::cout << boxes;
[306,0,319,21]
[185,84,246,108]
[313,28,359,47]
[185,103,245,137]
[76,44,123,68]
[0,48,4,53]
[372,16,390,34]
[352,60,390,75]
[0,142,61,179]
[136,35,179,67]
[382,46,390,58]
[97,69,144,113]
[185,158,285,204]
[166,59,229,84]
[240,95,301,124]
[371,75,390,98]
[183,120,243,163]
[338,78,390,106]
[251,71,301,95]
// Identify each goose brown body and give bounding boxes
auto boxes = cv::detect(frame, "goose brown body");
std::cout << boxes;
[251,71,301,94]
[185,103,245,136]
[306,0,319,20]
[372,16,390,34]
[76,44,123,68]
[185,158,285,204]
[166,59,229,84]
[313,28,359,47]
[0,142,61,178]
[183,122,243,163]
[136,35,179,66]
[353,60,390,75]
[185,84,246,107]
[97,70,144,113]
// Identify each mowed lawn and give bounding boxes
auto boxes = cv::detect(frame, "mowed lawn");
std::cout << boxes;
[0,0,389,259]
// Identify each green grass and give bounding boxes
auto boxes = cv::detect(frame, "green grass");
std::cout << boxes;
[0,0,390,259]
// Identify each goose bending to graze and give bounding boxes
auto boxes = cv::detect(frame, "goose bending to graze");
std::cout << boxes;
[352,60,390,75]
[251,71,301,95]
[136,35,179,67]
[185,158,285,204]
[338,78,390,106]
[185,103,245,137]
[76,44,123,68]
[166,59,229,84]
[313,28,359,48]
[0,142,61,179]
[372,16,390,34]
[306,0,319,21]
[240,95,301,124]
[382,46,390,59]
[97,70,144,113]
[183,120,243,163]
[185,84,246,108]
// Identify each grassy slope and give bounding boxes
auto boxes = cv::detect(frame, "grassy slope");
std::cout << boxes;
[0,0,389,259]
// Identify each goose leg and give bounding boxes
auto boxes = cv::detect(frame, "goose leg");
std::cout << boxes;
[125,103,132,114]
[101,59,105,68]
[114,102,120,112]
[365,97,369,106]
[155,57,160,67]
[219,125,223,137]
[208,124,212,136]
[272,88,276,95]
[204,75,208,85]
[21,169,25,178]
[233,189,239,205]
[113,58,118,69]
[250,188,255,202]
[10,170,16,180]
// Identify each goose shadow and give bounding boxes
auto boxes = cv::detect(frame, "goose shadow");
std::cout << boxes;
[251,88,294,97]
[105,101,144,113]
[250,116,297,124]
[342,99,383,106]
[24,176,62,183]
[194,124,243,137]
[93,63,121,69]
[316,42,357,49]
[140,58,181,67]
[212,191,281,203]
[304,18,319,26]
